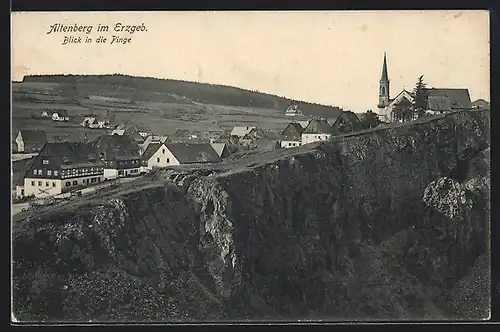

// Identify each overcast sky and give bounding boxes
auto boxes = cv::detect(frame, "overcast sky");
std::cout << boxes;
[12,10,490,112]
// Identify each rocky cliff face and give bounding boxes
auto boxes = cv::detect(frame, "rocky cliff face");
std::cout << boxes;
[12,110,490,322]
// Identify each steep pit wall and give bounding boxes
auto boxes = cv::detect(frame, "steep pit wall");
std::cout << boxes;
[12,110,490,321]
[186,110,490,319]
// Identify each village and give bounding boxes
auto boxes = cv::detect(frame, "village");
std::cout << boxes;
[11,53,488,214]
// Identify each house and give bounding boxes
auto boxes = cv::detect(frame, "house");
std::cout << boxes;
[141,143,221,170]
[111,129,125,136]
[331,111,363,135]
[472,99,490,110]
[297,120,311,129]
[377,88,416,122]
[52,110,69,122]
[81,117,96,127]
[210,143,231,158]
[232,127,265,146]
[21,142,104,198]
[280,122,304,148]
[14,129,48,153]
[285,104,303,116]
[231,126,256,138]
[211,133,240,146]
[426,88,473,114]
[41,111,49,117]
[139,135,169,155]
[83,117,112,129]
[112,123,143,135]
[138,132,150,138]
[301,119,333,145]
[94,119,112,129]
[93,135,142,180]
[239,134,254,147]
[13,157,35,197]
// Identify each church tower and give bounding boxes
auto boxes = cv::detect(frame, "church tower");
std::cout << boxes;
[377,52,390,113]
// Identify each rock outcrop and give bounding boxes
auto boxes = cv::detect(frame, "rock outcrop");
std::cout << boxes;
[12,110,490,322]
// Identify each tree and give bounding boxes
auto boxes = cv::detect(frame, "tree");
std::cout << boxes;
[360,110,381,129]
[411,75,429,119]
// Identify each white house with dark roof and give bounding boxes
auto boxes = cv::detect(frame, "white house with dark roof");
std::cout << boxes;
[21,142,104,198]
[285,104,303,117]
[230,126,256,138]
[301,119,334,145]
[280,122,304,148]
[93,135,142,180]
[14,129,48,153]
[52,110,69,122]
[141,143,221,171]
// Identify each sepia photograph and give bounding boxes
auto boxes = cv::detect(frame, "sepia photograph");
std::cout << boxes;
[11,10,491,323]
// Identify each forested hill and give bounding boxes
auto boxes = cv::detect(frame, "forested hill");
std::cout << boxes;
[22,74,344,118]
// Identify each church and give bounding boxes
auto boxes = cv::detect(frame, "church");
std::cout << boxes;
[376,53,473,123]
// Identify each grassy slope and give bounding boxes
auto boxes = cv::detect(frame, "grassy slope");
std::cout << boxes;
[21,74,344,118]
[12,74,343,143]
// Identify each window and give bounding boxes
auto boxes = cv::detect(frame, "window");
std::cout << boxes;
[73,181,77,185]
[98,178,101,182]
[46,182,49,187]
[157,157,160,162]
[91,178,96,183]
[43,159,49,165]
[38,181,42,186]
[31,181,35,186]
[288,143,292,146]
[167,158,170,163]
[162,149,165,154]
[52,182,56,187]
[47,170,52,176]
[66,182,71,187]
[38,169,42,175]
[33,170,37,175]
[54,170,58,176]
[381,86,386,95]
[118,170,124,175]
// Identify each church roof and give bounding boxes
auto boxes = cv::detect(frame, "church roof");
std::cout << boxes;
[426,88,472,111]
[381,53,389,82]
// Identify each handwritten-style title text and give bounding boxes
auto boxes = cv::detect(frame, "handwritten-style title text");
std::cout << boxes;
[46,23,148,45]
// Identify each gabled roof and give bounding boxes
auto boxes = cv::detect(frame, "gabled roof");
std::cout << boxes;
[281,122,305,141]
[93,135,141,160]
[141,142,162,161]
[297,120,311,129]
[472,99,490,109]
[27,142,102,173]
[210,143,229,157]
[231,126,256,137]
[426,88,472,111]
[331,111,363,133]
[19,129,47,144]
[111,129,126,136]
[303,119,333,134]
[166,143,221,164]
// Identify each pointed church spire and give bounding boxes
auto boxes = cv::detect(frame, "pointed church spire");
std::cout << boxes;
[381,52,389,82]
